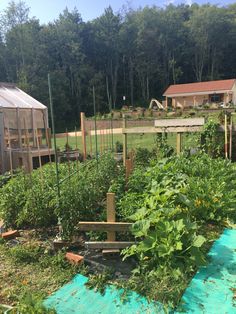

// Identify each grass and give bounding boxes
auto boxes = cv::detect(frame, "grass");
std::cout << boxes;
[0,231,86,309]
[54,132,200,155]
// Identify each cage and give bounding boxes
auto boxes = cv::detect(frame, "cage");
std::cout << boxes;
[0,82,54,174]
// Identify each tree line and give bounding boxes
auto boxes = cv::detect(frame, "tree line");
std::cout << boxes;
[0,1,236,130]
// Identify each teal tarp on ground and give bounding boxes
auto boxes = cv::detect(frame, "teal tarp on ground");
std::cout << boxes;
[176,229,236,314]
[44,274,165,314]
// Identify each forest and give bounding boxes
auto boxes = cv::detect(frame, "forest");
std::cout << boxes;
[0,1,236,129]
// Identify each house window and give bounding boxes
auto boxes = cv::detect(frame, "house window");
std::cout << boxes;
[210,94,222,103]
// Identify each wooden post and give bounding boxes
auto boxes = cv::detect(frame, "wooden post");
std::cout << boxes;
[125,159,133,181]
[106,193,116,242]
[225,113,228,159]
[176,133,182,155]
[81,112,87,160]
[122,116,127,166]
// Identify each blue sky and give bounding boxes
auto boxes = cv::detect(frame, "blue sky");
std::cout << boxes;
[0,0,235,23]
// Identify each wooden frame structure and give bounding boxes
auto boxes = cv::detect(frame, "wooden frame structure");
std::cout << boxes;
[0,83,54,174]
[79,193,133,250]
[122,117,205,164]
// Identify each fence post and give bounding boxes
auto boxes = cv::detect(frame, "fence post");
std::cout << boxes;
[106,193,116,241]
[176,132,182,155]
[81,112,87,160]
[122,115,127,166]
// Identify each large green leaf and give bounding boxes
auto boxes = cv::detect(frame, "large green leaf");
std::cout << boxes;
[192,235,206,248]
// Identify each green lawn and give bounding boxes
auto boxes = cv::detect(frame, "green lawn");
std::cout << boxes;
[54,132,200,155]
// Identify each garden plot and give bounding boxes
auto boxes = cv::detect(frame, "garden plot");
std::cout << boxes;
[0,151,236,312]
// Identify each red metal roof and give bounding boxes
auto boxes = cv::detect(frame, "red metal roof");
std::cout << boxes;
[164,79,236,96]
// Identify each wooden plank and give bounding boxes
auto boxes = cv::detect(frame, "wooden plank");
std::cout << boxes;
[106,193,116,241]
[56,131,82,138]
[78,222,132,232]
[154,118,205,127]
[123,126,203,134]
[84,241,135,249]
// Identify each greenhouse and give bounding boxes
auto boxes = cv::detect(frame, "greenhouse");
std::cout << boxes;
[0,82,54,173]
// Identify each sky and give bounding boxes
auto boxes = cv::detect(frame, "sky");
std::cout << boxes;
[0,0,236,23]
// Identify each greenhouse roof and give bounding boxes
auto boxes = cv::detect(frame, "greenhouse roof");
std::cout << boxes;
[0,82,47,109]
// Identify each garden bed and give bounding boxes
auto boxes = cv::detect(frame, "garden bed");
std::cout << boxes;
[0,152,235,312]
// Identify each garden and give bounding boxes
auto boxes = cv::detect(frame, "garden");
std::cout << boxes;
[0,124,236,313]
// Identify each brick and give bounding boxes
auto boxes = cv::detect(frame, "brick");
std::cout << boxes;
[66,252,84,265]
[1,230,20,240]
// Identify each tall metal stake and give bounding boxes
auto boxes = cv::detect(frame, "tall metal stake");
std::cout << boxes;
[109,95,114,153]
[93,86,98,167]
[48,73,62,236]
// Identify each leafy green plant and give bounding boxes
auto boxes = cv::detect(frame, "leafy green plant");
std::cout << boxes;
[86,270,113,295]
[10,291,56,314]
[9,243,43,264]
[201,120,223,157]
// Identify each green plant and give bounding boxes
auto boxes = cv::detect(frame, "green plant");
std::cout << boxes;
[115,141,123,153]
[155,134,174,158]
[9,244,43,264]
[86,270,113,295]
[201,120,223,157]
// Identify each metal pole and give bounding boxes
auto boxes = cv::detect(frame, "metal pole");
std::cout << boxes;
[93,86,98,165]
[48,73,62,234]
[109,95,114,153]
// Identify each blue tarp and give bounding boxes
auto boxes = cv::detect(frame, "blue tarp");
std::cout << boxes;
[45,229,236,314]
[176,229,236,314]
[44,274,165,314]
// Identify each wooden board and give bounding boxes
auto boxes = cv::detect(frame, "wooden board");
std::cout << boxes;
[84,241,135,249]
[123,126,203,134]
[78,222,132,232]
[154,118,205,127]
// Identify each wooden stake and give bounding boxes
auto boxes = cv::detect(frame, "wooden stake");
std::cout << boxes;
[125,159,133,181]
[176,133,182,155]
[81,112,87,161]
[106,193,116,241]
